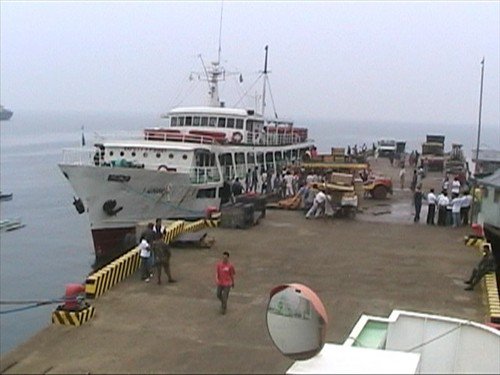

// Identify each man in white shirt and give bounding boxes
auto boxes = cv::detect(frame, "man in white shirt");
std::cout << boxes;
[451,194,463,228]
[284,171,294,197]
[460,191,473,225]
[305,188,327,219]
[139,235,152,282]
[436,191,449,226]
[426,188,437,225]
[451,177,461,196]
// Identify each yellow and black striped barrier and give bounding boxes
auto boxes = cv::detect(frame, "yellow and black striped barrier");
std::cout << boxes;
[84,217,220,300]
[204,218,220,228]
[464,235,486,250]
[484,273,500,324]
[51,304,95,326]
[85,247,141,299]
[204,212,221,228]
[183,219,206,233]
[164,220,186,244]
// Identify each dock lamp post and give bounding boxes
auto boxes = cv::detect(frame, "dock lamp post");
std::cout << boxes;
[471,57,485,224]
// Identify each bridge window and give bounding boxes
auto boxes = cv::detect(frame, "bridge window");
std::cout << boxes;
[227,118,235,128]
[209,117,217,127]
[193,117,200,126]
[236,119,244,129]
[218,117,226,128]
[185,116,192,126]
[246,120,253,132]
[178,117,185,126]
[247,152,255,164]
[235,152,245,164]
[201,117,208,126]
[171,117,177,127]
[265,152,273,163]
[257,152,264,164]
[196,188,216,199]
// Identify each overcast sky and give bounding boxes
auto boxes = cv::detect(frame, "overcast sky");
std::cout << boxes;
[1,1,499,127]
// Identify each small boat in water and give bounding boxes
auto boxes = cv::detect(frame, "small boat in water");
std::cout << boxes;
[0,192,13,201]
[0,218,25,232]
[0,105,14,121]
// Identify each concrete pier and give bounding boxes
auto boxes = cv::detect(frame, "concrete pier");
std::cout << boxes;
[0,207,485,373]
[1,158,490,373]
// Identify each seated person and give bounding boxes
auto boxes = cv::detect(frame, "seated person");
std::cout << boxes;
[464,243,497,291]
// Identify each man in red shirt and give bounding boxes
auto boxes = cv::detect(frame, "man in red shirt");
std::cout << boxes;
[216,251,235,315]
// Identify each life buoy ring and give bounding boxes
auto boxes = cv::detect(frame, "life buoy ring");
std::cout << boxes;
[158,165,169,172]
[231,132,243,143]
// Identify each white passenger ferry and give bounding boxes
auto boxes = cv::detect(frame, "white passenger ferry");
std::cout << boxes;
[59,47,314,262]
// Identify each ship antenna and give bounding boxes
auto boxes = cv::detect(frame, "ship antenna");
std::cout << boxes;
[260,45,278,119]
[217,1,224,65]
[261,45,268,116]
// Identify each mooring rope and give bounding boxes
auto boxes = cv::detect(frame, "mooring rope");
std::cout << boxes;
[0,297,81,315]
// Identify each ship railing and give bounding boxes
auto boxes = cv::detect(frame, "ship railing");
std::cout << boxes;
[189,167,222,184]
[93,131,144,142]
[260,133,306,146]
[144,130,217,145]
[61,148,96,166]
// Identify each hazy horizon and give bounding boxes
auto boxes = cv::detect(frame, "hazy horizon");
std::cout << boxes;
[1,1,499,133]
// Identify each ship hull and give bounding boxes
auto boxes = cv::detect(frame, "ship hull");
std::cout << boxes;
[59,164,220,261]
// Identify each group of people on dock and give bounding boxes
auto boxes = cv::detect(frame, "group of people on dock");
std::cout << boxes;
[412,176,472,227]
[137,219,236,315]
[227,165,334,203]
[138,218,177,284]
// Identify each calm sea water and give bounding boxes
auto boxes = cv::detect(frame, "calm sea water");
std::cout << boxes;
[0,110,497,355]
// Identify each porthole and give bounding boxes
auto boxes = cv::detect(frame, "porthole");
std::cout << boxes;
[109,151,114,156]
[182,154,188,160]
[168,154,174,159]
[156,152,161,158]
[131,152,136,157]
[143,152,148,158]
[120,151,124,157]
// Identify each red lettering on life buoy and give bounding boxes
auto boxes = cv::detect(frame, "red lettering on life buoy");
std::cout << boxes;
[232,132,243,143]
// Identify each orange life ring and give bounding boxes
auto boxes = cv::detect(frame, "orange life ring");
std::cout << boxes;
[158,165,169,171]
[231,132,243,143]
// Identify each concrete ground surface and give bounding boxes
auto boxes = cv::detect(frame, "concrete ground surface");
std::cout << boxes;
[1,157,486,374]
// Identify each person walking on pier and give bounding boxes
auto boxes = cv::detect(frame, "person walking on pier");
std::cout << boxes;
[215,251,235,315]
[399,166,406,190]
[426,188,437,225]
[413,185,423,223]
[139,236,152,282]
[152,218,176,284]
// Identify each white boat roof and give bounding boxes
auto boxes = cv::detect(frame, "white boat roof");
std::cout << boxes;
[287,343,421,374]
[167,106,258,117]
